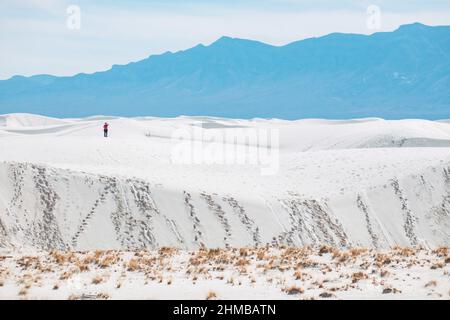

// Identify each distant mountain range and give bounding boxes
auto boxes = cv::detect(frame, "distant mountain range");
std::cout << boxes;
[1,22,449,119]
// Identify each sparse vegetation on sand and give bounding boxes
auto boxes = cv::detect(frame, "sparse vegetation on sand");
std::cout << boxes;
[0,246,448,300]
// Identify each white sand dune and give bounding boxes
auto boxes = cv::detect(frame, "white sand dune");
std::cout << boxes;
[0,113,69,128]
[0,113,450,251]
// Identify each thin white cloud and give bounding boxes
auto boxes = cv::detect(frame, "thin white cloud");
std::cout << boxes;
[0,0,69,16]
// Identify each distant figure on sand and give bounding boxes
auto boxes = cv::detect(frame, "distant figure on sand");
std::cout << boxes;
[103,122,109,137]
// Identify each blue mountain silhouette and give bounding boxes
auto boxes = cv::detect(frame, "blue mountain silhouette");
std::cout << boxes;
[1,23,449,119]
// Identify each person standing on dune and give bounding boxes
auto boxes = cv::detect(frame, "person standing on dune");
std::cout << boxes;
[103,122,109,137]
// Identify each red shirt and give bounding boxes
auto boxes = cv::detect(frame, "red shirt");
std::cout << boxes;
[103,123,109,130]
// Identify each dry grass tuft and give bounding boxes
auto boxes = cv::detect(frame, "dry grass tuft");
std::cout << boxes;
[350,248,368,257]
[293,270,303,280]
[432,247,448,257]
[239,248,249,257]
[75,260,90,272]
[393,246,415,257]
[332,250,350,263]
[431,262,445,269]
[18,287,27,296]
[98,253,118,269]
[319,245,334,255]
[285,285,304,295]
[256,249,269,260]
[92,275,103,285]
[206,291,217,300]
[319,292,334,298]
[94,250,104,259]
[127,258,140,272]
[235,258,250,267]
[374,253,392,267]
[96,293,110,300]
[59,270,73,280]
[16,256,41,269]
[352,272,368,283]
[50,251,67,264]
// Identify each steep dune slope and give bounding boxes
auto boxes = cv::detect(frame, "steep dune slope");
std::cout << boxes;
[0,161,450,251]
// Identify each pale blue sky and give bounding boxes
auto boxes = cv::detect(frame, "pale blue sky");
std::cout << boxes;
[1,0,449,79]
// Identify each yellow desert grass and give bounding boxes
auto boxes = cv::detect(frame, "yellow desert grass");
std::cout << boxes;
[92,275,104,284]
[206,291,217,300]
[351,272,368,283]
[284,285,304,295]
[3,245,449,299]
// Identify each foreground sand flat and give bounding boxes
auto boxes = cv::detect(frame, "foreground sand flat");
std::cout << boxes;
[0,246,449,300]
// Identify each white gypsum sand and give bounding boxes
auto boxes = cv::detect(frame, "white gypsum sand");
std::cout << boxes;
[0,113,449,299]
